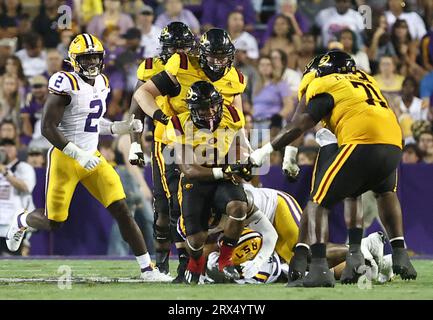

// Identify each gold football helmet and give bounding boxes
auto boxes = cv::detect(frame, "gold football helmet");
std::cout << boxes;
[68,33,104,79]
[232,228,263,265]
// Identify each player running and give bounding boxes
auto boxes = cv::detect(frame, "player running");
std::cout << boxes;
[5,33,172,282]
[128,22,196,282]
[249,50,417,287]
[132,29,250,281]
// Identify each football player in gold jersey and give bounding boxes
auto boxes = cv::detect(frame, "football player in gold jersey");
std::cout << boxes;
[164,81,251,284]
[250,50,416,287]
[133,29,250,281]
[128,22,196,281]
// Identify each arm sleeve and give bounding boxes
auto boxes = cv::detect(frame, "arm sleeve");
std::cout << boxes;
[246,209,278,263]
[48,72,72,96]
[98,118,113,135]
[305,93,335,123]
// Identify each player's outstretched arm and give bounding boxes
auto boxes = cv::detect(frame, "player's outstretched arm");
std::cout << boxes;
[128,80,147,166]
[41,93,71,150]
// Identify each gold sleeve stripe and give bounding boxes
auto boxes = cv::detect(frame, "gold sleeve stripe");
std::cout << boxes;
[61,72,79,91]
[312,144,357,204]
[101,74,109,88]
[48,87,69,96]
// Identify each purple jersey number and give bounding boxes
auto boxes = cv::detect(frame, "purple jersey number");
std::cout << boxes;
[84,99,103,132]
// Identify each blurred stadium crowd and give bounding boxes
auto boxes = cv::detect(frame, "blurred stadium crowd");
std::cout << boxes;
[0,0,433,256]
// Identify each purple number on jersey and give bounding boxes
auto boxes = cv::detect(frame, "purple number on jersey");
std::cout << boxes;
[84,99,103,132]
[54,75,63,88]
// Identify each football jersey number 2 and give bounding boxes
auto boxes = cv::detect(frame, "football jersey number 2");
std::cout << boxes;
[84,99,103,132]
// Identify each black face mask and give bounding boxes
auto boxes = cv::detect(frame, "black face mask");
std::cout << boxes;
[190,102,223,131]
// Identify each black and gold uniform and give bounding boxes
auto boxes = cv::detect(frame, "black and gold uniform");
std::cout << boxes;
[305,61,402,208]
[165,82,247,236]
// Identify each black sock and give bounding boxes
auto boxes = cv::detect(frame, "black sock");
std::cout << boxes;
[294,244,309,258]
[348,227,363,252]
[391,238,405,249]
[177,248,188,262]
[310,243,326,259]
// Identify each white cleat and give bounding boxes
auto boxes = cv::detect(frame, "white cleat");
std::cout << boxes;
[361,231,385,264]
[315,128,337,147]
[5,211,28,252]
[377,254,394,283]
[140,268,174,282]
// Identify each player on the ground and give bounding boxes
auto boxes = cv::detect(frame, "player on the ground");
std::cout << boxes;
[249,50,417,287]
[164,81,251,284]
[5,33,172,282]
[132,29,249,280]
[128,22,196,282]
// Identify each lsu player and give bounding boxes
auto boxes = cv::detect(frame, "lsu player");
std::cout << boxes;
[133,29,250,281]
[249,50,416,287]
[128,22,196,281]
[164,81,252,284]
[5,33,172,282]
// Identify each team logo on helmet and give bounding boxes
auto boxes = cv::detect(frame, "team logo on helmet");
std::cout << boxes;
[319,55,330,67]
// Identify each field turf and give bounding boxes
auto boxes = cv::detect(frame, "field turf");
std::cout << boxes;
[0,259,431,300]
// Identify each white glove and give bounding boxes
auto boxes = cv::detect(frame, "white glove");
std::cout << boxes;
[240,255,266,279]
[315,128,337,147]
[249,143,274,167]
[129,142,149,166]
[62,142,100,170]
[111,114,143,135]
[282,146,300,179]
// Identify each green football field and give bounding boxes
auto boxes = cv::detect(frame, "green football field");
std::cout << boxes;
[0,259,432,300]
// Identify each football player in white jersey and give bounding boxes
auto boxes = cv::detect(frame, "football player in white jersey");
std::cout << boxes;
[5,33,172,282]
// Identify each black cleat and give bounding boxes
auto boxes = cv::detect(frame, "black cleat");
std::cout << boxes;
[340,250,366,284]
[392,248,417,280]
[172,258,188,284]
[222,265,240,281]
[302,258,335,288]
[155,251,170,275]
[288,253,308,282]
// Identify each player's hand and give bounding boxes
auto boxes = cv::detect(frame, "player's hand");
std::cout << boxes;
[248,143,274,167]
[241,256,265,279]
[129,142,146,167]
[223,161,253,181]
[62,142,101,170]
[111,114,143,135]
[282,146,299,182]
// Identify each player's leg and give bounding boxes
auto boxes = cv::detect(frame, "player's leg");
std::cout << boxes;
[179,176,214,284]
[340,196,367,284]
[80,154,172,281]
[373,168,417,280]
[166,163,188,283]
[152,141,172,274]
[6,148,78,251]
[213,181,248,280]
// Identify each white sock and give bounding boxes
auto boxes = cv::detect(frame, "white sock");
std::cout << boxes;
[136,253,151,271]
[19,212,29,228]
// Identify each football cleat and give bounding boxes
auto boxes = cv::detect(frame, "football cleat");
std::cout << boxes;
[392,247,417,280]
[172,256,188,284]
[6,211,28,252]
[340,250,366,284]
[302,258,335,288]
[184,269,201,285]
[221,265,241,281]
[140,268,174,282]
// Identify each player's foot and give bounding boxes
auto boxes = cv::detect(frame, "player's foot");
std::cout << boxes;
[361,231,385,263]
[155,251,170,275]
[392,247,417,280]
[184,269,201,285]
[221,265,240,281]
[340,250,366,284]
[287,249,308,282]
[140,268,173,282]
[6,211,28,252]
[302,258,335,288]
[377,254,394,283]
[172,257,188,284]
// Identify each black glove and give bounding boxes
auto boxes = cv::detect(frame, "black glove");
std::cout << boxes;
[223,161,253,181]
[152,109,169,125]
